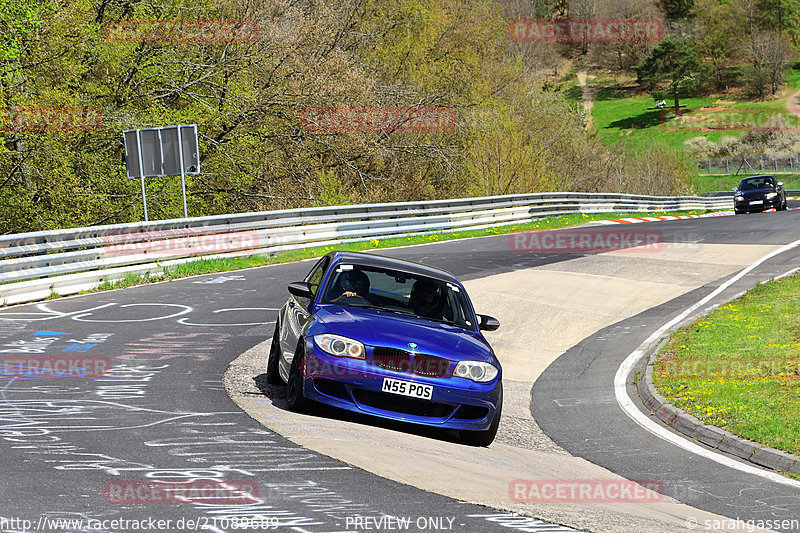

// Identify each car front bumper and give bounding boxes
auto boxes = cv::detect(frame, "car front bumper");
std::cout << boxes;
[734,196,782,212]
[301,341,502,431]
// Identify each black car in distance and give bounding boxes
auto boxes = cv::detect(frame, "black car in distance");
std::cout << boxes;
[733,175,787,214]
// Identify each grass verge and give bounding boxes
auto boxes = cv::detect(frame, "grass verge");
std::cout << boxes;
[45,209,721,298]
[653,271,800,457]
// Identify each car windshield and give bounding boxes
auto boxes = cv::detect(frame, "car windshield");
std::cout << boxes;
[739,177,775,190]
[320,263,476,330]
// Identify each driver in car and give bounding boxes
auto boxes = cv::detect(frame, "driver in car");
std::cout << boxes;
[409,279,447,320]
[331,269,371,303]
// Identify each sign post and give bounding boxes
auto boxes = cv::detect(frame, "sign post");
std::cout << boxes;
[134,129,149,221]
[177,127,188,218]
[123,124,200,221]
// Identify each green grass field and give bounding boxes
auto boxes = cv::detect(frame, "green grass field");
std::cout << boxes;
[653,272,800,457]
[588,67,800,154]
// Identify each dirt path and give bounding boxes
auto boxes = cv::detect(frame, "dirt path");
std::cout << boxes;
[786,88,800,116]
[577,69,594,130]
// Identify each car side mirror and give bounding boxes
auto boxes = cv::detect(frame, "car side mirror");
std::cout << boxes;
[777,182,784,187]
[478,314,500,331]
[288,281,313,299]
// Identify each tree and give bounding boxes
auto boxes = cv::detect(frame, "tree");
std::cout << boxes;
[660,0,695,19]
[692,0,743,89]
[758,0,800,39]
[634,36,703,117]
[590,0,661,71]
[745,30,796,97]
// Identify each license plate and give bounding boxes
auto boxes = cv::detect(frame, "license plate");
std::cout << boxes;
[749,200,763,205]
[381,378,433,400]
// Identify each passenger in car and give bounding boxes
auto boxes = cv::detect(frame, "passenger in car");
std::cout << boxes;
[409,279,448,320]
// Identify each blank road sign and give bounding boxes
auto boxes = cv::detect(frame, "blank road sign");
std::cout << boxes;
[123,131,140,179]
[180,125,199,173]
[161,127,180,176]
[140,129,162,177]
[124,124,200,179]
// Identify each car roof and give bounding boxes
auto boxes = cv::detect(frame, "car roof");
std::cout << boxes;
[740,175,775,182]
[329,251,459,283]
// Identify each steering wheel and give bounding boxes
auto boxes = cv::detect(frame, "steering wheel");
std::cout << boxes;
[334,294,371,306]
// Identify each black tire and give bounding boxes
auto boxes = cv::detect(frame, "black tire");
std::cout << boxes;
[266,321,283,385]
[460,387,502,447]
[781,199,788,211]
[286,341,310,412]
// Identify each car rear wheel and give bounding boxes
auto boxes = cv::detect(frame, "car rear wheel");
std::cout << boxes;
[459,388,502,447]
[266,321,283,385]
[286,341,310,412]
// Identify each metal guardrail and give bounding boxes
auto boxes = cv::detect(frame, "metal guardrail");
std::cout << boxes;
[0,192,732,306]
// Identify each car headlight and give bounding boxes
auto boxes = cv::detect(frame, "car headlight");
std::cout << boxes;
[735,195,744,202]
[453,361,498,383]
[313,334,365,359]
[765,192,777,199]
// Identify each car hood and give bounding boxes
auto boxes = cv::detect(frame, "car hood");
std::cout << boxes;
[313,304,494,362]
[737,187,776,198]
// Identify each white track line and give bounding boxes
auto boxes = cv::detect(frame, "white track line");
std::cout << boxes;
[614,238,800,488]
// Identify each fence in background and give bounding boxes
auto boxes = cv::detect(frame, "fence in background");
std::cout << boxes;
[697,156,800,176]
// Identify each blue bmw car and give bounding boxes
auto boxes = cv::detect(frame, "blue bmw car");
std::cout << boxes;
[267,251,503,446]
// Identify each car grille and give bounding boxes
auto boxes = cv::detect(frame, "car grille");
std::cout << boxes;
[372,347,412,372]
[453,404,489,420]
[412,354,449,377]
[313,379,349,401]
[352,389,454,418]
[372,347,449,378]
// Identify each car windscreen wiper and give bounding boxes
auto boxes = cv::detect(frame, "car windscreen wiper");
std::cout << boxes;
[347,303,417,316]
[426,316,462,327]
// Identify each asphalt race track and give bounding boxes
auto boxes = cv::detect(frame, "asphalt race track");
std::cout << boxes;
[532,206,800,531]
[0,201,798,532]
[0,250,581,531]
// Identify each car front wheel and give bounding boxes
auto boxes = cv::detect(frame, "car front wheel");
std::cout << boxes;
[266,321,283,385]
[286,341,311,412]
